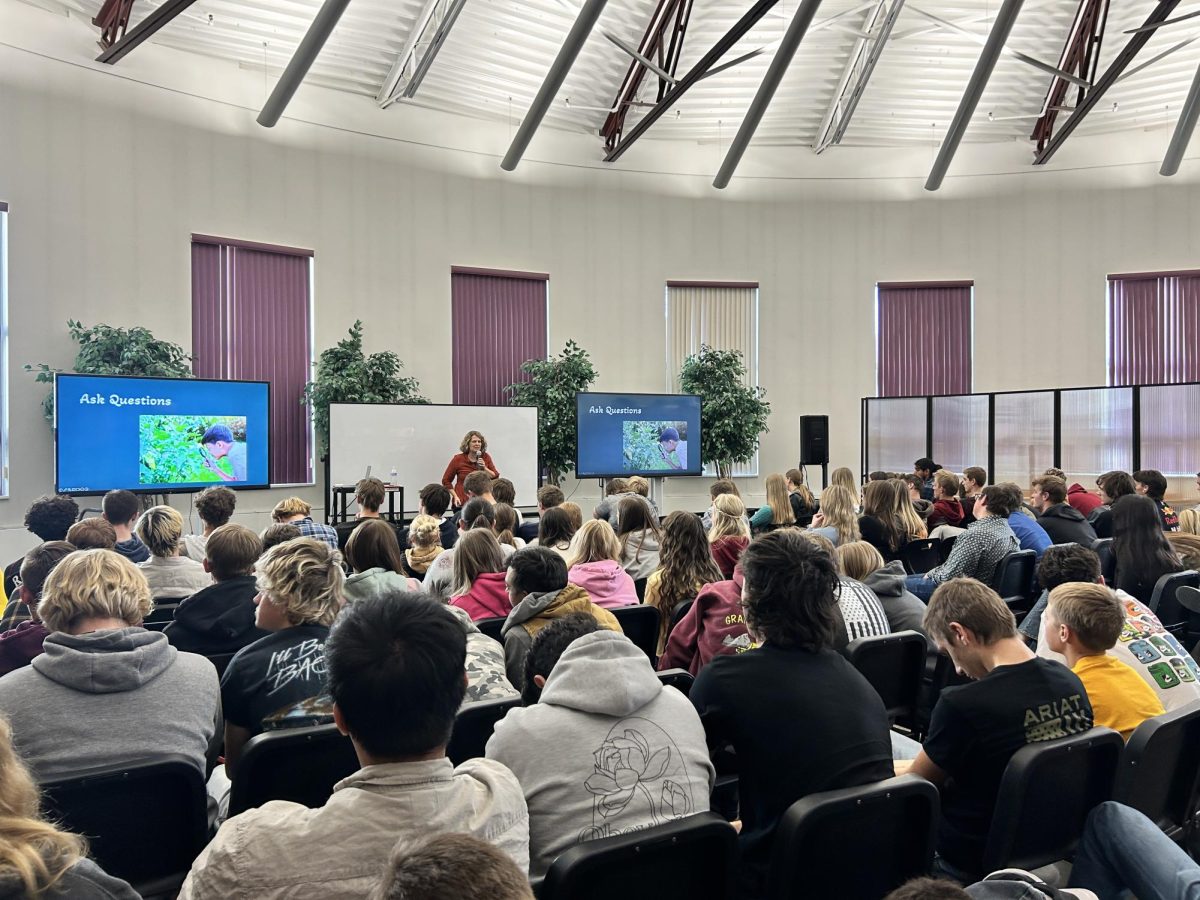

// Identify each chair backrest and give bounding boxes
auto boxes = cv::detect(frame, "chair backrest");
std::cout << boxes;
[670,598,694,629]
[447,695,521,765]
[143,602,182,630]
[228,724,359,817]
[991,550,1037,604]
[1114,700,1200,836]
[611,604,660,664]
[206,652,237,679]
[634,577,648,601]
[937,534,958,562]
[540,811,737,900]
[845,630,927,726]
[901,539,940,575]
[767,775,937,900]
[981,727,1124,872]
[475,615,506,643]
[657,668,695,697]
[39,755,209,896]
[1091,537,1115,580]
[1149,570,1200,634]
[1178,585,1200,615]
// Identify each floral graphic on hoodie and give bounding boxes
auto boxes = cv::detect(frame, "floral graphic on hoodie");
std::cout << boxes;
[580,718,695,840]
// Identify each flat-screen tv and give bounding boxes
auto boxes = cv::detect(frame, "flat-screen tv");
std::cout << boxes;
[55,373,271,495]
[575,392,702,479]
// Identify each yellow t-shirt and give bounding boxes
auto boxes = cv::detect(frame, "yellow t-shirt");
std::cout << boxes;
[1073,653,1165,741]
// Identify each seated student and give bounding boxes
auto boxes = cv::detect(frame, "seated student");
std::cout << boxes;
[0,542,74,676]
[837,541,927,635]
[1089,470,1137,539]
[370,833,534,900]
[959,466,987,526]
[450,530,511,621]
[1040,466,1103,519]
[4,495,78,598]
[1069,801,1200,899]
[260,523,301,552]
[415,483,458,551]
[488,614,714,878]
[594,477,660,528]
[904,485,1021,603]
[646,512,724,655]
[500,547,620,689]
[691,530,894,898]
[0,715,140,900]
[460,471,497,516]
[492,503,526,551]
[425,500,516,602]
[1043,582,1163,740]
[102,489,150,564]
[270,496,339,549]
[1133,468,1181,532]
[445,604,519,705]
[892,477,931,543]
[565,520,638,609]
[658,565,753,676]
[701,479,744,531]
[708,494,751,579]
[1030,474,1098,547]
[519,486,565,544]
[65,517,115,550]
[901,578,1093,883]
[616,496,661,581]
[749,473,796,532]
[220,538,344,773]
[335,477,392,550]
[808,484,861,547]
[903,475,934,522]
[1111,494,1184,605]
[533,508,576,561]
[785,469,817,525]
[803,532,892,649]
[180,596,530,899]
[491,478,524,526]
[859,479,910,563]
[559,502,584,537]
[165,524,269,657]
[403,514,446,578]
[344,518,421,604]
[0,549,220,780]
[914,458,938,501]
[1180,507,1200,536]
[927,472,965,529]
[136,505,213,599]
[1003,490,1053,559]
[183,486,237,562]
[1169,530,1200,571]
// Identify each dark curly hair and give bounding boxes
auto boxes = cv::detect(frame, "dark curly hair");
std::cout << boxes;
[1036,543,1101,591]
[194,486,237,528]
[740,529,839,652]
[24,495,79,541]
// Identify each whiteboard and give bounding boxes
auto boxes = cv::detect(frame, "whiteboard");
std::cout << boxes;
[329,404,540,511]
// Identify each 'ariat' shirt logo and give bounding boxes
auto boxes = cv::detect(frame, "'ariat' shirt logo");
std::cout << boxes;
[1022,694,1089,742]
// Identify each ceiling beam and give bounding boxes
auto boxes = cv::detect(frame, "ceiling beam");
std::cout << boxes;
[1033,0,1182,164]
[1161,57,1200,175]
[257,0,353,127]
[714,0,824,189]
[925,0,1026,191]
[604,0,782,163]
[95,0,199,64]
[501,0,610,172]
[377,0,469,107]
[1029,0,1108,151]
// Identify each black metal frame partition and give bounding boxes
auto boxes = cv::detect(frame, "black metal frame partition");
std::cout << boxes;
[861,380,1200,494]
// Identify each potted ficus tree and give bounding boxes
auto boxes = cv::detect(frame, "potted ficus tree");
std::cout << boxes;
[678,344,771,479]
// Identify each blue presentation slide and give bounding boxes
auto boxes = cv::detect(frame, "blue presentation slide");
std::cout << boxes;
[56,374,271,494]
[576,392,702,479]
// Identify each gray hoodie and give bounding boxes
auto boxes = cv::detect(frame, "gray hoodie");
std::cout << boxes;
[619,531,662,582]
[0,859,139,900]
[861,560,930,636]
[0,628,220,779]
[344,568,421,604]
[486,631,714,877]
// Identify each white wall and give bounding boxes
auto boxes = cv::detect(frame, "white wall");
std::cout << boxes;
[2,41,1199,563]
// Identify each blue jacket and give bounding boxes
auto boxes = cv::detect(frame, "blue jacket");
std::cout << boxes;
[1007,511,1052,558]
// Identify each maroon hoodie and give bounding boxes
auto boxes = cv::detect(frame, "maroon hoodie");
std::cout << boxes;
[658,570,755,676]
[928,497,964,528]
[0,620,49,677]
[1067,483,1104,517]
[710,536,749,580]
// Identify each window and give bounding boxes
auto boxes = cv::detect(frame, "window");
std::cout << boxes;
[450,267,549,406]
[1107,270,1200,385]
[876,281,973,397]
[0,202,7,497]
[665,281,759,477]
[191,235,314,485]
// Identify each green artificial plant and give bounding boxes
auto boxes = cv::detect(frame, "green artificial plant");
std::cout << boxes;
[26,319,193,422]
[506,340,597,486]
[302,320,427,453]
[678,344,771,479]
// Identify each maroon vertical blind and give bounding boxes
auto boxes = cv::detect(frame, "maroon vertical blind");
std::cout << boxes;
[876,281,973,397]
[192,237,313,484]
[451,268,548,406]
[1108,271,1200,386]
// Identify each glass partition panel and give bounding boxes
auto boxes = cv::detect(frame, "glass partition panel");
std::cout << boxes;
[1140,383,1200,505]
[865,398,927,476]
[993,392,1054,489]
[932,395,989,475]
[1060,388,1133,483]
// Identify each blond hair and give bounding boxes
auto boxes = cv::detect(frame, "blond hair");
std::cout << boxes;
[708,494,750,543]
[892,478,928,540]
[271,496,312,522]
[625,476,650,497]
[567,520,622,568]
[831,467,856,494]
[763,473,795,525]
[0,716,87,896]
[1047,582,1125,652]
[256,538,344,627]
[815,485,860,545]
[407,515,442,550]
[135,505,184,557]
[1179,508,1200,536]
[1168,531,1200,570]
[836,541,886,581]
[39,549,154,633]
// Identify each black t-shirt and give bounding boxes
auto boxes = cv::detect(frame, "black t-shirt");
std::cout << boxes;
[922,656,1093,876]
[220,624,331,734]
[691,644,894,898]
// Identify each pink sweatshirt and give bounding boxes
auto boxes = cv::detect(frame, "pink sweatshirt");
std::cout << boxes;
[566,560,639,609]
[450,571,512,621]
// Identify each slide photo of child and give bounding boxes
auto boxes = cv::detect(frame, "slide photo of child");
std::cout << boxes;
[139,415,248,485]
[622,421,688,472]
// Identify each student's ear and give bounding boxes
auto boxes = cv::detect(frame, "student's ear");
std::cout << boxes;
[533,674,546,690]
[202,559,212,574]
[332,703,350,737]
[948,622,970,646]
[19,585,34,606]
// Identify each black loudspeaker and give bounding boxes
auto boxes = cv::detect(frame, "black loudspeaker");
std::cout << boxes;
[799,415,829,465]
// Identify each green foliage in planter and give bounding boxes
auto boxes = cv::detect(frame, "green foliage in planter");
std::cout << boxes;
[678,344,770,479]
[506,340,597,486]
[302,320,428,453]
[139,415,244,484]
[25,319,193,422]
